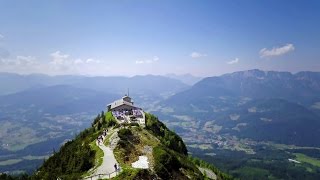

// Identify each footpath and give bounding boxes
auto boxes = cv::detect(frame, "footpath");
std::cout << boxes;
[84,129,120,180]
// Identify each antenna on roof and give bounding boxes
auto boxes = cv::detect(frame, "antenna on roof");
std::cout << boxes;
[127,88,130,97]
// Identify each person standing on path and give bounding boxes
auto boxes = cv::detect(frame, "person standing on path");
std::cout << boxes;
[114,163,117,172]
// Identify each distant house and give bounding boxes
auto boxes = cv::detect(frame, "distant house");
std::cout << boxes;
[288,159,301,164]
[107,95,140,112]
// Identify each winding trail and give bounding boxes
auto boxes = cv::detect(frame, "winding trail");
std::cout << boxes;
[84,131,119,180]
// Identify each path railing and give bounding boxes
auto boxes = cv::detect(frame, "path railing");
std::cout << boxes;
[82,170,120,180]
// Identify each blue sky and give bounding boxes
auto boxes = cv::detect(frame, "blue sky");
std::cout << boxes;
[0,0,319,77]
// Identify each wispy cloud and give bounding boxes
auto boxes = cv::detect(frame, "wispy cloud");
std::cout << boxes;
[49,50,102,74]
[0,34,4,39]
[135,60,144,64]
[0,49,107,75]
[16,56,36,65]
[74,58,100,65]
[86,58,100,63]
[227,58,239,64]
[259,43,295,58]
[190,52,207,58]
[0,55,36,67]
[135,56,159,64]
[50,51,70,65]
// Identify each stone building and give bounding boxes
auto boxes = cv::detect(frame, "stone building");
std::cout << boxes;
[107,95,139,112]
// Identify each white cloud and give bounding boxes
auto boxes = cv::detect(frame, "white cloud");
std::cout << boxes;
[49,51,102,74]
[135,56,159,64]
[153,56,159,61]
[135,60,144,64]
[0,34,4,39]
[0,55,37,69]
[259,43,295,58]
[0,50,108,75]
[227,58,239,65]
[16,56,36,65]
[86,58,100,64]
[190,52,207,58]
[50,51,69,65]
[73,58,100,65]
[74,58,84,64]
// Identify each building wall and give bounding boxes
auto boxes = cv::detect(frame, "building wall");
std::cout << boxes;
[110,104,135,111]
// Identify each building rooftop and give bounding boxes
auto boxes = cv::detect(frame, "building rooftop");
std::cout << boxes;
[107,95,137,110]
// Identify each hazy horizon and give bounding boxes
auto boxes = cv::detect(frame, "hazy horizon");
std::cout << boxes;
[1,68,320,79]
[1,0,320,77]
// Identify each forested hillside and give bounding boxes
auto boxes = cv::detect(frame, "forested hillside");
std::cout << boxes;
[1,112,232,180]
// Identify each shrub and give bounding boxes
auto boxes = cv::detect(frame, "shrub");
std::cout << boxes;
[189,156,234,180]
[118,128,133,140]
[105,111,118,127]
[153,146,180,179]
[130,122,140,127]
[34,138,95,179]
[145,113,188,155]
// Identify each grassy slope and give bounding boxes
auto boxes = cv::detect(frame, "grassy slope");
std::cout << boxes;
[112,126,204,180]
[112,113,233,180]
[31,111,116,179]
[294,153,320,167]
[112,126,159,180]
[4,111,231,180]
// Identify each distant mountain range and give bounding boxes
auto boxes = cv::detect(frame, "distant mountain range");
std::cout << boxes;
[159,69,320,147]
[165,73,202,85]
[0,72,189,97]
[0,73,191,111]
[0,85,119,115]
[165,69,320,106]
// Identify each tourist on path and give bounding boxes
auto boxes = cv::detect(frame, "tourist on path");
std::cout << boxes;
[114,164,117,172]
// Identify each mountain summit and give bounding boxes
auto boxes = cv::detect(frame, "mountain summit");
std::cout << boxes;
[166,69,320,105]
[16,96,232,180]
